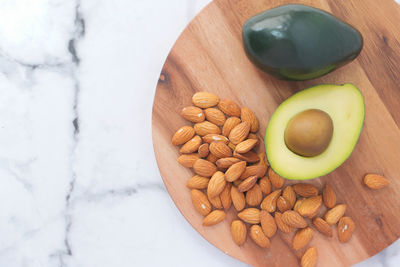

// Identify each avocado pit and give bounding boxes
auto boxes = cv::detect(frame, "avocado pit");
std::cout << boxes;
[284,109,334,157]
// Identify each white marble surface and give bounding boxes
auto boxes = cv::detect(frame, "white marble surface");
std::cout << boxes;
[0,0,399,266]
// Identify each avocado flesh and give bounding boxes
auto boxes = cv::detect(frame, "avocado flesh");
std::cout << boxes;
[242,4,363,81]
[265,84,365,180]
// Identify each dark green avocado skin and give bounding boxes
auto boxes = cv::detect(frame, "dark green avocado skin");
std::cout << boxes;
[242,4,363,81]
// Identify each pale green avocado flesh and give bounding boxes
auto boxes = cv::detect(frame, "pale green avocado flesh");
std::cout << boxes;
[265,83,365,180]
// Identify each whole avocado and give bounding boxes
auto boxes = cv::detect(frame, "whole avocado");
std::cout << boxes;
[242,4,363,81]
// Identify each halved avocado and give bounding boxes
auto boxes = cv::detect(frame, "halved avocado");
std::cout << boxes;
[265,84,365,180]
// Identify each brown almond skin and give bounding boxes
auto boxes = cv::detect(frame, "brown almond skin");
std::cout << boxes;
[209,141,232,158]
[193,159,217,177]
[338,216,355,243]
[202,134,229,144]
[240,165,267,179]
[298,195,322,218]
[172,126,195,145]
[323,184,336,208]
[218,99,241,117]
[207,171,226,198]
[208,193,223,209]
[275,212,294,233]
[216,157,241,169]
[283,185,296,208]
[180,106,205,123]
[231,220,246,246]
[186,175,210,189]
[312,217,333,237]
[202,210,225,226]
[301,247,318,267]
[206,153,219,163]
[234,151,260,163]
[246,184,263,206]
[260,210,277,238]
[268,168,285,189]
[324,204,347,226]
[277,196,291,212]
[363,173,390,189]
[293,227,314,250]
[220,183,232,210]
[231,186,246,211]
[235,139,258,154]
[194,121,221,136]
[260,189,282,212]
[204,108,226,126]
[238,208,261,224]
[225,161,247,182]
[229,122,250,144]
[238,175,258,192]
[293,183,319,197]
[241,107,259,133]
[259,176,272,195]
[192,92,219,108]
[177,154,200,168]
[282,210,307,228]
[190,189,212,216]
[198,143,210,158]
[222,117,241,137]
[180,135,202,154]
[250,225,270,248]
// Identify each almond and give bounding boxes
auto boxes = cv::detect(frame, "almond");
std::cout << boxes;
[338,216,355,243]
[198,143,209,158]
[294,198,305,213]
[260,189,281,212]
[206,153,218,163]
[298,195,322,218]
[259,176,272,195]
[222,117,241,137]
[204,108,226,126]
[192,92,219,108]
[209,141,232,158]
[260,210,277,238]
[208,193,223,209]
[194,121,221,136]
[186,175,210,189]
[283,185,296,208]
[277,196,291,212]
[301,247,318,267]
[281,210,307,228]
[180,135,202,153]
[218,99,241,117]
[240,165,267,179]
[228,142,236,151]
[312,217,333,237]
[324,204,346,226]
[250,225,270,248]
[258,151,269,167]
[246,184,263,206]
[177,154,200,168]
[202,134,229,144]
[233,179,242,187]
[215,157,241,169]
[293,227,314,250]
[180,106,205,123]
[229,122,250,144]
[225,161,247,182]
[248,133,259,140]
[231,220,247,246]
[293,183,319,197]
[268,168,285,189]
[323,183,336,208]
[233,151,260,163]
[238,208,261,224]
[172,126,195,145]
[275,212,294,233]
[193,159,217,177]
[241,107,259,133]
[202,210,226,226]
[207,171,226,198]
[238,175,258,192]
[220,183,232,210]
[235,139,258,154]
[231,186,246,211]
[363,173,390,189]
[190,189,212,216]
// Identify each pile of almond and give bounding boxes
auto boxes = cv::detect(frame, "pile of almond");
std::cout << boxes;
[171,92,389,267]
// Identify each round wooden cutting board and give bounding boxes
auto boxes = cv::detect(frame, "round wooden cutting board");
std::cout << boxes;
[152,0,400,266]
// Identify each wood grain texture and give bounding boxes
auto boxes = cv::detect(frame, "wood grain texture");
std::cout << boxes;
[152,0,400,266]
